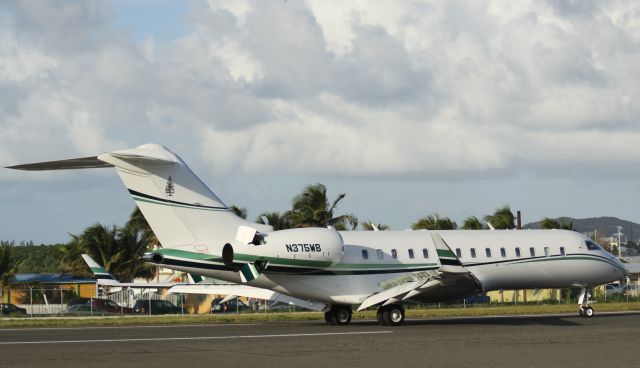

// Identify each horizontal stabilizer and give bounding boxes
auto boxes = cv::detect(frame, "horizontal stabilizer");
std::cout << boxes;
[169,284,326,311]
[6,156,112,171]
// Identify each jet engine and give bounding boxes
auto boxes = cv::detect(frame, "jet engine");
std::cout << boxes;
[224,226,345,271]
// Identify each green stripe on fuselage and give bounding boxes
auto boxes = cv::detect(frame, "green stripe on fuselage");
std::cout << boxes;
[155,248,438,271]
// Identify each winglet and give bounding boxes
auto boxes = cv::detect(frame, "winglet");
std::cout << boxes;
[81,254,118,284]
[431,233,467,273]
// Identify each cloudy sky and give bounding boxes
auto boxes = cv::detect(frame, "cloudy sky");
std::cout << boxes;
[2,0,640,244]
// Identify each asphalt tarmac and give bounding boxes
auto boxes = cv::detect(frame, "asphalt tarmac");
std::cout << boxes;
[1,312,639,368]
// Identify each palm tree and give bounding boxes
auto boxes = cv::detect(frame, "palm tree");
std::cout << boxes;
[126,207,160,248]
[230,205,248,219]
[539,217,574,230]
[256,211,292,230]
[114,223,157,282]
[484,205,515,229]
[361,221,390,231]
[286,183,358,229]
[462,216,487,230]
[61,224,121,277]
[412,214,457,230]
[0,241,21,291]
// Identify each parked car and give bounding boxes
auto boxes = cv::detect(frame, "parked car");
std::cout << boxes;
[133,299,182,315]
[1,303,27,316]
[605,283,632,296]
[464,293,491,304]
[211,297,249,313]
[67,298,133,314]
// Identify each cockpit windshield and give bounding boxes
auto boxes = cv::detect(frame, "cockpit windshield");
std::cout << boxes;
[585,240,601,251]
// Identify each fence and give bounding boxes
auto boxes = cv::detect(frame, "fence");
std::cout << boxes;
[1,287,189,317]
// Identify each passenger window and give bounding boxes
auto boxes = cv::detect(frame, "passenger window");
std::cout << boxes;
[560,247,565,256]
[455,248,462,258]
[377,249,384,259]
[530,247,536,257]
[362,250,369,260]
[515,247,521,257]
[485,248,492,257]
[500,248,506,258]
[391,249,398,259]
[544,247,550,257]
[470,248,477,258]
[408,249,414,259]
[422,248,429,258]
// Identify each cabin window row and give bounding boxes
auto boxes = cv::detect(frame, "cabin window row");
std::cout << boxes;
[361,248,430,260]
[453,246,566,259]
[360,246,566,260]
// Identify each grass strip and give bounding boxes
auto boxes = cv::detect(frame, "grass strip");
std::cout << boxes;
[1,302,639,328]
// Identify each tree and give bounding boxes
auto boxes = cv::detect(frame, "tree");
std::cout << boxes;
[286,183,358,230]
[484,205,515,229]
[61,224,120,278]
[361,221,390,231]
[60,218,156,282]
[127,207,160,248]
[113,223,157,282]
[256,212,292,230]
[412,214,457,230]
[230,205,248,219]
[539,217,574,230]
[462,216,486,230]
[0,241,21,290]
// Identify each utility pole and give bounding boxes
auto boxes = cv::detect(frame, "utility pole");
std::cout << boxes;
[617,226,623,259]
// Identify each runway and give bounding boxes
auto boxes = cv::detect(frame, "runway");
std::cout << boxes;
[1,312,639,368]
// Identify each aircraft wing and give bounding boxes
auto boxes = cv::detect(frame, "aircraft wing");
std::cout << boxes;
[357,233,480,311]
[168,284,327,312]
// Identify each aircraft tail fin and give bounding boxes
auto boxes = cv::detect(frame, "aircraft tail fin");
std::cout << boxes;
[9,144,272,253]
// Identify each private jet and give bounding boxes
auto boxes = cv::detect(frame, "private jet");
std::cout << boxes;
[8,144,628,325]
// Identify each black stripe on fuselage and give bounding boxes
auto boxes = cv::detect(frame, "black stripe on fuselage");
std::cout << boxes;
[128,189,228,210]
[157,257,439,276]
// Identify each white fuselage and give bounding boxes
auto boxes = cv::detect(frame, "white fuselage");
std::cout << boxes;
[151,229,627,305]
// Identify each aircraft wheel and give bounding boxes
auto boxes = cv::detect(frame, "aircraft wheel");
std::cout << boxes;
[583,306,594,318]
[324,310,333,324]
[376,308,387,326]
[578,308,585,318]
[382,304,405,326]
[330,305,352,325]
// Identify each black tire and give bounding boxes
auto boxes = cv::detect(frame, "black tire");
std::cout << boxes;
[330,306,352,325]
[324,311,333,324]
[376,308,387,326]
[578,308,585,318]
[584,306,595,318]
[383,305,405,326]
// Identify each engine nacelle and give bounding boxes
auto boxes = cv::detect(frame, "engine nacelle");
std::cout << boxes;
[227,227,344,268]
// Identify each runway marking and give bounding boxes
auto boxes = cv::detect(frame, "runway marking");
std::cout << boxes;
[0,323,259,332]
[0,331,393,345]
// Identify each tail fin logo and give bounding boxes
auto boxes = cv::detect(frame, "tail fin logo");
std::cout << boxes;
[165,176,175,196]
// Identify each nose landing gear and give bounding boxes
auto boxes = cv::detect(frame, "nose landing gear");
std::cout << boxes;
[578,286,595,318]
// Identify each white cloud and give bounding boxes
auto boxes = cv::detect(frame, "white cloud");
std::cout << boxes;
[2,0,640,179]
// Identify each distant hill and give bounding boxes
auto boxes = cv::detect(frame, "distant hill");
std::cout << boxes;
[524,216,640,242]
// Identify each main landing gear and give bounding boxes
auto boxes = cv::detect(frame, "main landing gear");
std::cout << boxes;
[376,304,405,326]
[578,286,595,318]
[324,305,352,325]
